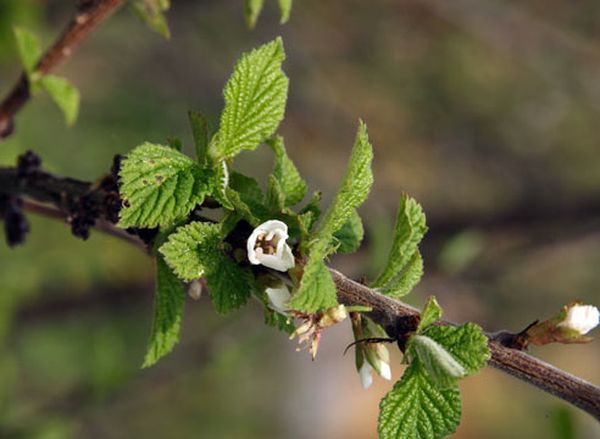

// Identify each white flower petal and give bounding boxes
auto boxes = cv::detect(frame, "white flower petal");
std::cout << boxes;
[247,220,295,272]
[266,285,291,315]
[359,362,374,389]
[379,361,392,381]
[560,304,600,335]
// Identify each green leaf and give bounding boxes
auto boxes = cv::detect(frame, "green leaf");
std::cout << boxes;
[158,221,215,282]
[244,0,264,29]
[213,38,289,160]
[142,256,186,368]
[417,295,442,333]
[267,136,306,206]
[410,335,466,389]
[290,121,373,312]
[378,360,461,439]
[372,194,427,290]
[13,26,41,76]
[159,222,252,313]
[277,0,293,23]
[311,121,373,251]
[205,256,253,314]
[266,174,285,213]
[379,251,423,298]
[39,75,80,126]
[331,209,364,254]
[130,0,171,39]
[119,143,209,228]
[289,259,337,312]
[297,191,321,241]
[188,110,210,164]
[424,323,490,376]
[227,171,267,225]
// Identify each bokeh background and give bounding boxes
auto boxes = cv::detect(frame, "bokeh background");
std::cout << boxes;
[1,0,599,437]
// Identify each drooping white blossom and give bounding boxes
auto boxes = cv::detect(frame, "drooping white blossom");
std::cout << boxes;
[265,284,291,315]
[247,220,295,272]
[359,361,374,389]
[558,304,599,335]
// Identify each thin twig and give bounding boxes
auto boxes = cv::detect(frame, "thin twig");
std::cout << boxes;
[0,0,125,139]
[1,164,599,421]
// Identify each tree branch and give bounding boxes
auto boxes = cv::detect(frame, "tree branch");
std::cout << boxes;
[0,0,125,139]
[1,161,599,421]
[331,269,600,421]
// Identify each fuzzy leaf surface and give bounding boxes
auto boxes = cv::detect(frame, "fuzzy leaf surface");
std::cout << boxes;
[378,360,461,439]
[332,209,364,254]
[214,38,288,160]
[291,121,373,312]
[268,136,306,206]
[159,222,251,313]
[119,143,209,228]
[424,323,490,376]
[373,195,427,290]
[142,256,186,368]
[410,335,466,389]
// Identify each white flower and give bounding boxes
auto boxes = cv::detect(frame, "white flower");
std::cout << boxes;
[265,285,291,315]
[558,304,599,335]
[247,220,295,272]
[357,344,392,390]
[359,362,374,389]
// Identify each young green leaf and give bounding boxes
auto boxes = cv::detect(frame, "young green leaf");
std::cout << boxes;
[159,222,252,313]
[158,221,216,282]
[417,295,443,333]
[378,360,462,439]
[13,26,41,76]
[297,191,321,241]
[204,255,254,314]
[188,110,210,164]
[39,75,80,126]
[290,121,373,312]
[244,0,265,29]
[277,0,293,23]
[423,323,490,376]
[213,38,289,160]
[311,121,373,250]
[331,209,364,254]
[289,259,337,312]
[379,251,423,298]
[130,0,171,39]
[410,335,466,389]
[142,256,186,368]
[266,174,285,213]
[119,143,210,228]
[372,194,427,290]
[267,136,307,206]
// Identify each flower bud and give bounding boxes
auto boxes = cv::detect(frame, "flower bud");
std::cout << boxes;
[558,304,599,335]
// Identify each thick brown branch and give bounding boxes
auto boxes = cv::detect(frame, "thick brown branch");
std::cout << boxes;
[0,0,125,139]
[1,162,599,421]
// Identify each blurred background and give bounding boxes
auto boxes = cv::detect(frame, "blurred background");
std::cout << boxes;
[1,0,599,437]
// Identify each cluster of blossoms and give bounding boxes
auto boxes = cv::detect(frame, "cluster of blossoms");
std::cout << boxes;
[246,219,391,384]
